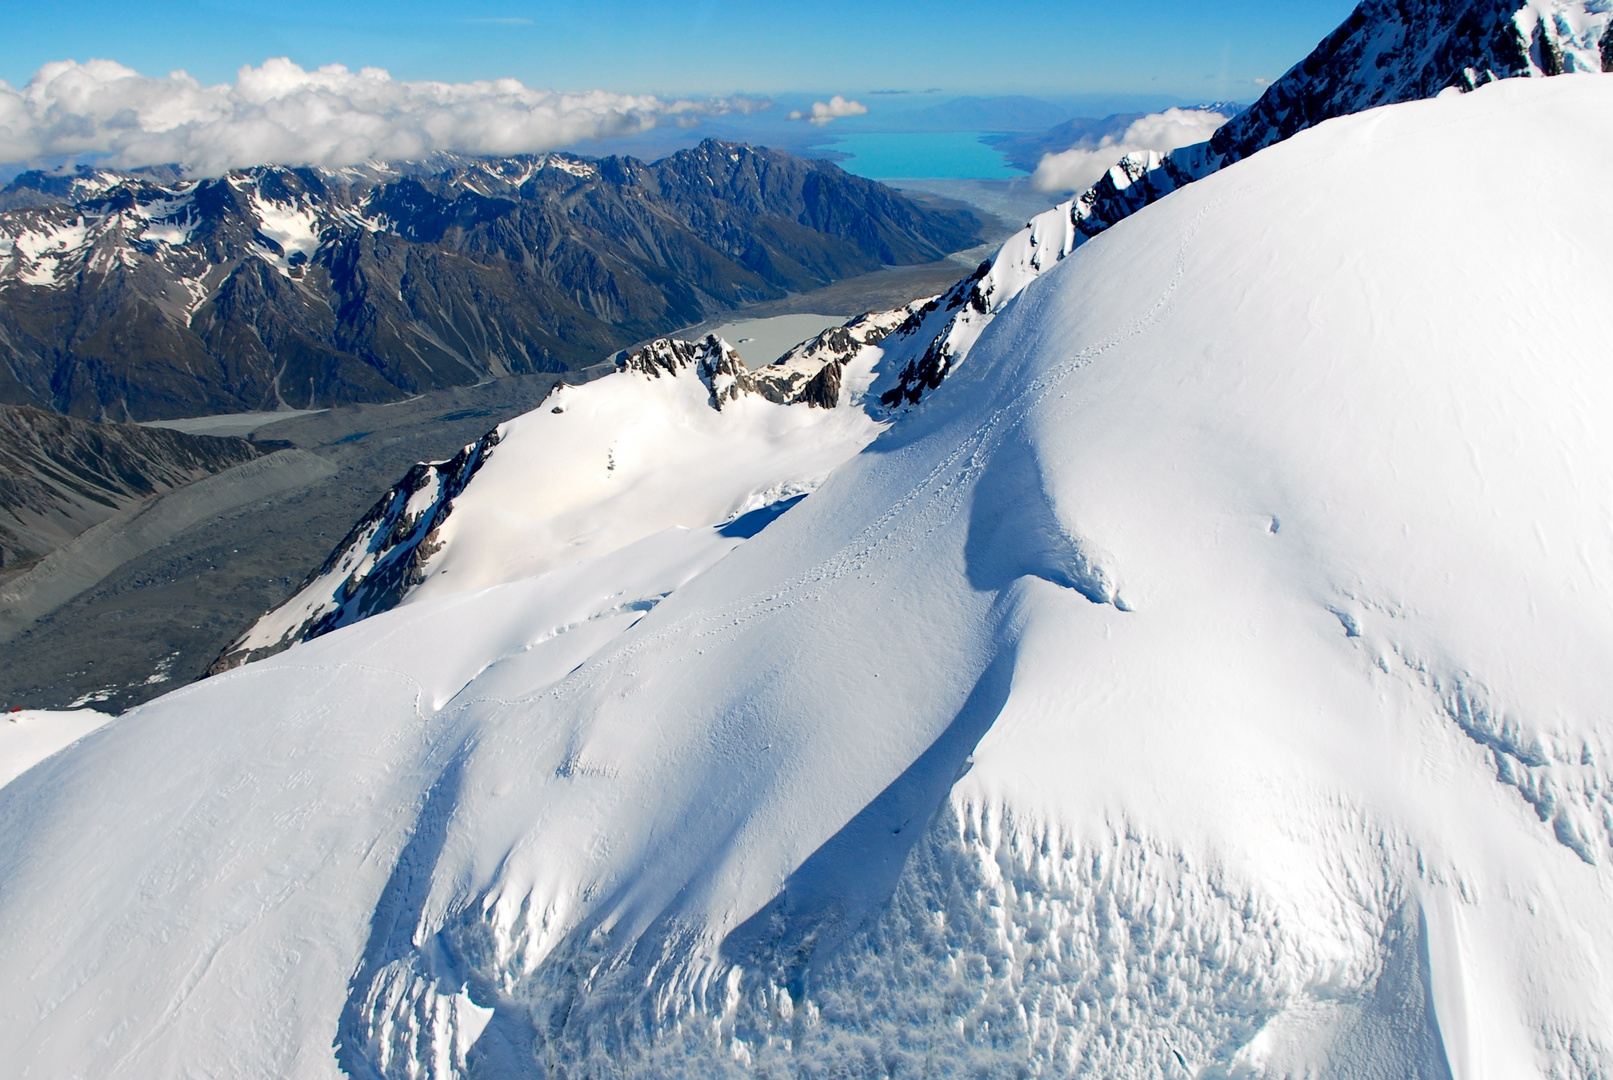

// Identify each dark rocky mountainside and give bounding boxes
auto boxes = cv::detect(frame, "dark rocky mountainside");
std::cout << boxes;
[0,405,261,574]
[1207,0,1608,164]
[0,141,982,421]
[0,373,571,712]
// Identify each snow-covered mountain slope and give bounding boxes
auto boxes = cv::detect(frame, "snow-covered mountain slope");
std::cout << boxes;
[874,0,1613,414]
[1071,0,1613,244]
[3,74,1613,1078]
[211,318,921,670]
[0,708,112,789]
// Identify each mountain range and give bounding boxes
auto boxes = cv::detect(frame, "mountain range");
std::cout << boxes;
[3,1,1613,1078]
[0,143,981,421]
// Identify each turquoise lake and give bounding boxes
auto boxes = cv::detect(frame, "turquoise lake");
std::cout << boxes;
[823,131,1026,180]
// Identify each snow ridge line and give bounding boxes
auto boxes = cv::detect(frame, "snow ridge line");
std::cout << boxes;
[363,197,1228,1070]
[526,194,1223,706]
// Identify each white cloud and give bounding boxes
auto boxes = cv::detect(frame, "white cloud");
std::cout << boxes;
[788,95,868,126]
[1030,107,1231,193]
[0,58,766,176]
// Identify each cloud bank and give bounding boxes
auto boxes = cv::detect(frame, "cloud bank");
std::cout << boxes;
[1031,107,1230,193]
[0,58,766,176]
[789,95,868,125]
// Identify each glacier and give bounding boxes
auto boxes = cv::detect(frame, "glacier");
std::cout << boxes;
[2,73,1613,1079]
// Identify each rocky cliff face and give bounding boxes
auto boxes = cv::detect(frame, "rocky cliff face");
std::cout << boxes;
[1209,0,1611,164]
[0,405,262,574]
[0,143,981,421]
[206,428,496,673]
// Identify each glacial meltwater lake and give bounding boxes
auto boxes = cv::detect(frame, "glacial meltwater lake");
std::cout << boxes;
[825,131,1027,180]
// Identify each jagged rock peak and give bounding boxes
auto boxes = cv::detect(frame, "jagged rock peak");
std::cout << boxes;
[615,317,929,412]
[1208,0,1613,165]
[208,429,499,674]
[616,335,749,410]
[1063,2,1613,248]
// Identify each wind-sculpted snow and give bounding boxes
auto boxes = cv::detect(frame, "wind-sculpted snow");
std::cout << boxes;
[4,75,1613,1080]
[0,708,113,789]
[392,75,1613,1079]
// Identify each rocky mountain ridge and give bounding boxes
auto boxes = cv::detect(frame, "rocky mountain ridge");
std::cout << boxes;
[863,0,1613,414]
[199,1,1613,673]
[0,142,981,421]
[1070,0,1613,245]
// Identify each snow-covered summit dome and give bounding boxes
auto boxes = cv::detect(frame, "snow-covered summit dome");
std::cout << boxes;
[2,73,1613,1080]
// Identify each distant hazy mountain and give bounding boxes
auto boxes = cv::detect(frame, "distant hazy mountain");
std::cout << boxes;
[981,113,1144,173]
[983,103,1246,174]
[0,141,982,421]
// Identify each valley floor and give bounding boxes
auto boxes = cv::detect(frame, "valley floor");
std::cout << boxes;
[0,373,573,713]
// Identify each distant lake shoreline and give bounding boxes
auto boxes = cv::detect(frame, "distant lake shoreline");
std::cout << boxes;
[819,131,1028,180]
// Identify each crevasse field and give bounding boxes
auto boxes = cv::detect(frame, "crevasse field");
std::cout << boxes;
[3,75,1612,1078]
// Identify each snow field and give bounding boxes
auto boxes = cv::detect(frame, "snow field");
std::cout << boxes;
[2,74,1613,1079]
[403,74,1613,1077]
[0,708,114,789]
[397,341,887,605]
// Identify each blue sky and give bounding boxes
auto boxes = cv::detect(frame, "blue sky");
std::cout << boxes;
[7,1,1358,98]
